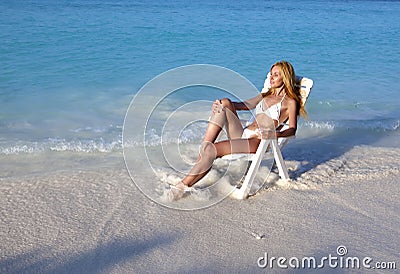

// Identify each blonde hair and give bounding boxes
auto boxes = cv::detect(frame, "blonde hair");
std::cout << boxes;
[263,60,307,118]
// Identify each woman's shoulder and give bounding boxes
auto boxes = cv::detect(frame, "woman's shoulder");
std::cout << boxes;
[284,95,296,103]
[283,96,298,108]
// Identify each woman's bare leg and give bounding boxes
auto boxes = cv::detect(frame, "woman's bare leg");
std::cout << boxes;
[203,98,244,143]
[173,98,260,190]
[178,98,245,186]
[182,138,260,187]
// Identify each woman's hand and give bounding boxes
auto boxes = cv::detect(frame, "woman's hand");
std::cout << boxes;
[212,99,225,114]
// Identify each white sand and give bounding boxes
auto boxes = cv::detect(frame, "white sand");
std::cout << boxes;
[0,145,399,273]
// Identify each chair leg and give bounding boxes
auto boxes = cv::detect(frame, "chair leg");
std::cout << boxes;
[230,139,270,199]
[271,139,289,180]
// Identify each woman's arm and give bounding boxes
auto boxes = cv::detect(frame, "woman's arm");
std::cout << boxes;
[232,94,263,111]
[276,100,298,138]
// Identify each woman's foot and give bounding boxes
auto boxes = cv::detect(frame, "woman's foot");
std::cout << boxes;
[167,181,192,202]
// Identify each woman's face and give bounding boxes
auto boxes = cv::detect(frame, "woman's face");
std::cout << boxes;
[270,66,284,89]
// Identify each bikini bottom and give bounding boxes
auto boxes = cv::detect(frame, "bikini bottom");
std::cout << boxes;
[241,128,259,139]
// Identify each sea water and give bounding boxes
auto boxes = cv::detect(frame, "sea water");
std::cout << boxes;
[1,0,399,183]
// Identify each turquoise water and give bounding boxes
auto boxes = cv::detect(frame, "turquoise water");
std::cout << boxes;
[1,0,399,154]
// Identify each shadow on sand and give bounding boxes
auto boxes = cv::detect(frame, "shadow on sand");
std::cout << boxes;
[0,233,179,274]
[279,126,395,180]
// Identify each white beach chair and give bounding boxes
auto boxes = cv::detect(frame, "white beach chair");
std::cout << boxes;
[223,74,314,199]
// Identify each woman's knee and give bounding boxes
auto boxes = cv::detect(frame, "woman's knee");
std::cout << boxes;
[220,98,233,108]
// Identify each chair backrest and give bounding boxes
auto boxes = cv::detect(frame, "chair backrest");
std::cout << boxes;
[261,73,314,107]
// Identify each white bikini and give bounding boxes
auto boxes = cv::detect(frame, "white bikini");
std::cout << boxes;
[242,94,286,139]
[255,94,286,121]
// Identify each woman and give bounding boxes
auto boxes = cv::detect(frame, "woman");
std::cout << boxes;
[169,60,307,200]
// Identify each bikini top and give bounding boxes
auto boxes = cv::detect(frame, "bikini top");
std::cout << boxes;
[255,94,286,121]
